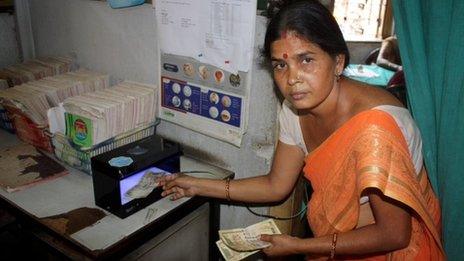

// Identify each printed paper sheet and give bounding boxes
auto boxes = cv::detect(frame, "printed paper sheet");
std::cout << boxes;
[156,0,257,73]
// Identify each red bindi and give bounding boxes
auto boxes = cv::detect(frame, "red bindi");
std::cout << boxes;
[283,53,288,59]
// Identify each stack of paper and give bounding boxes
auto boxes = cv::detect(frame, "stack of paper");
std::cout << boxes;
[0,55,74,87]
[0,69,109,126]
[39,69,110,106]
[32,55,74,75]
[63,81,157,145]
[0,65,36,86]
[0,86,50,126]
[216,219,281,261]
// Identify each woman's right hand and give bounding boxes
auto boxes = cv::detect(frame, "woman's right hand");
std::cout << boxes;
[157,173,198,200]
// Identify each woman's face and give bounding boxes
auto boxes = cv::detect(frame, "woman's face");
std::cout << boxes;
[270,31,344,110]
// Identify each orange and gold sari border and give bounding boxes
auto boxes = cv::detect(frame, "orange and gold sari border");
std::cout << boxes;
[355,126,443,252]
[359,166,437,229]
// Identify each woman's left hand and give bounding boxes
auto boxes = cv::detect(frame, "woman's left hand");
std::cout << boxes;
[260,234,300,257]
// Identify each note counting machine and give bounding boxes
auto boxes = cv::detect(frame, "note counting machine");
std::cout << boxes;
[91,135,181,218]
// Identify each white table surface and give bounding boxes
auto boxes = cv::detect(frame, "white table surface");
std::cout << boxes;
[0,130,231,252]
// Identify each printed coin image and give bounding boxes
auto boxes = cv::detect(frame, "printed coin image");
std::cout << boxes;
[172,83,181,94]
[214,70,224,84]
[183,85,192,97]
[172,96,181,107]
[183,63,194,77]
[229,73,241,87]
[209,107,219,118]
[183,99,192,110]
[209,92,219,104]
[198,65,210,80]
[220,110,231,122]
[221,95,231,108]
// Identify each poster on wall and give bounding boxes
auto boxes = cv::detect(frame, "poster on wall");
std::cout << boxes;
[155,0,257,146]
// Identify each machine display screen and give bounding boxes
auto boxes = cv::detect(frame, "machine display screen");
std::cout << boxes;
[119,166,170,205]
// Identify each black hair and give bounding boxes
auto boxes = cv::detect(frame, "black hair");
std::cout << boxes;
[263,0,350,68]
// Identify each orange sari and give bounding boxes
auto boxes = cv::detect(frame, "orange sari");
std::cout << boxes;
[303,110,444,260]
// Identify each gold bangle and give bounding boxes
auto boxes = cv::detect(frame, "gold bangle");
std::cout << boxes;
[225,178,231,201]
[330,233,338,259]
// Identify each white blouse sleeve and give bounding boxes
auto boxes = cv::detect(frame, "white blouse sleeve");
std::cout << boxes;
[278,101,309,154]
[278,102,298,146]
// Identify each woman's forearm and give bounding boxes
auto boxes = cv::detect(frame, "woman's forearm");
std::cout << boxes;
[294,192,411,257]
[164,142,303,202]
[294,223,410,257]
[193,175,287,203]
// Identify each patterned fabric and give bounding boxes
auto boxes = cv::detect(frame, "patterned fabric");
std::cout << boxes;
[303,110,444,260]
[0,104,15,133]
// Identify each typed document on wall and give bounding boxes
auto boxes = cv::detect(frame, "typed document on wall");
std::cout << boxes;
[156,0,256,73]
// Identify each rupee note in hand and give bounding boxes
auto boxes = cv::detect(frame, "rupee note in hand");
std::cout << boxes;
[216,240,259,261]
[219,219,281,252]
[124,171,166,199]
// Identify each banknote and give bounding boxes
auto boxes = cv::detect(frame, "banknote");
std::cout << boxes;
[124,171,166,199]
[216,240,258,261]
[218,219,281,252]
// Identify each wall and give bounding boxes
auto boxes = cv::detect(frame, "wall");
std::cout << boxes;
[14,0,35,60]
[28,0,278,229]
[0,12,20,68]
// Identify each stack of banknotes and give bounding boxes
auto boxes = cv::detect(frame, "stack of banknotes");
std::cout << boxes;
[0,56,74,86]
[63,81,157,145]
[217,219,281,261]
[0,69,109,126]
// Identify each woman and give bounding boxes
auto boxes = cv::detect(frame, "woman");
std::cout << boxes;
[158,1,444,259]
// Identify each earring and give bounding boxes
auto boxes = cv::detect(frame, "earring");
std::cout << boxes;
[335,73,341,82]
